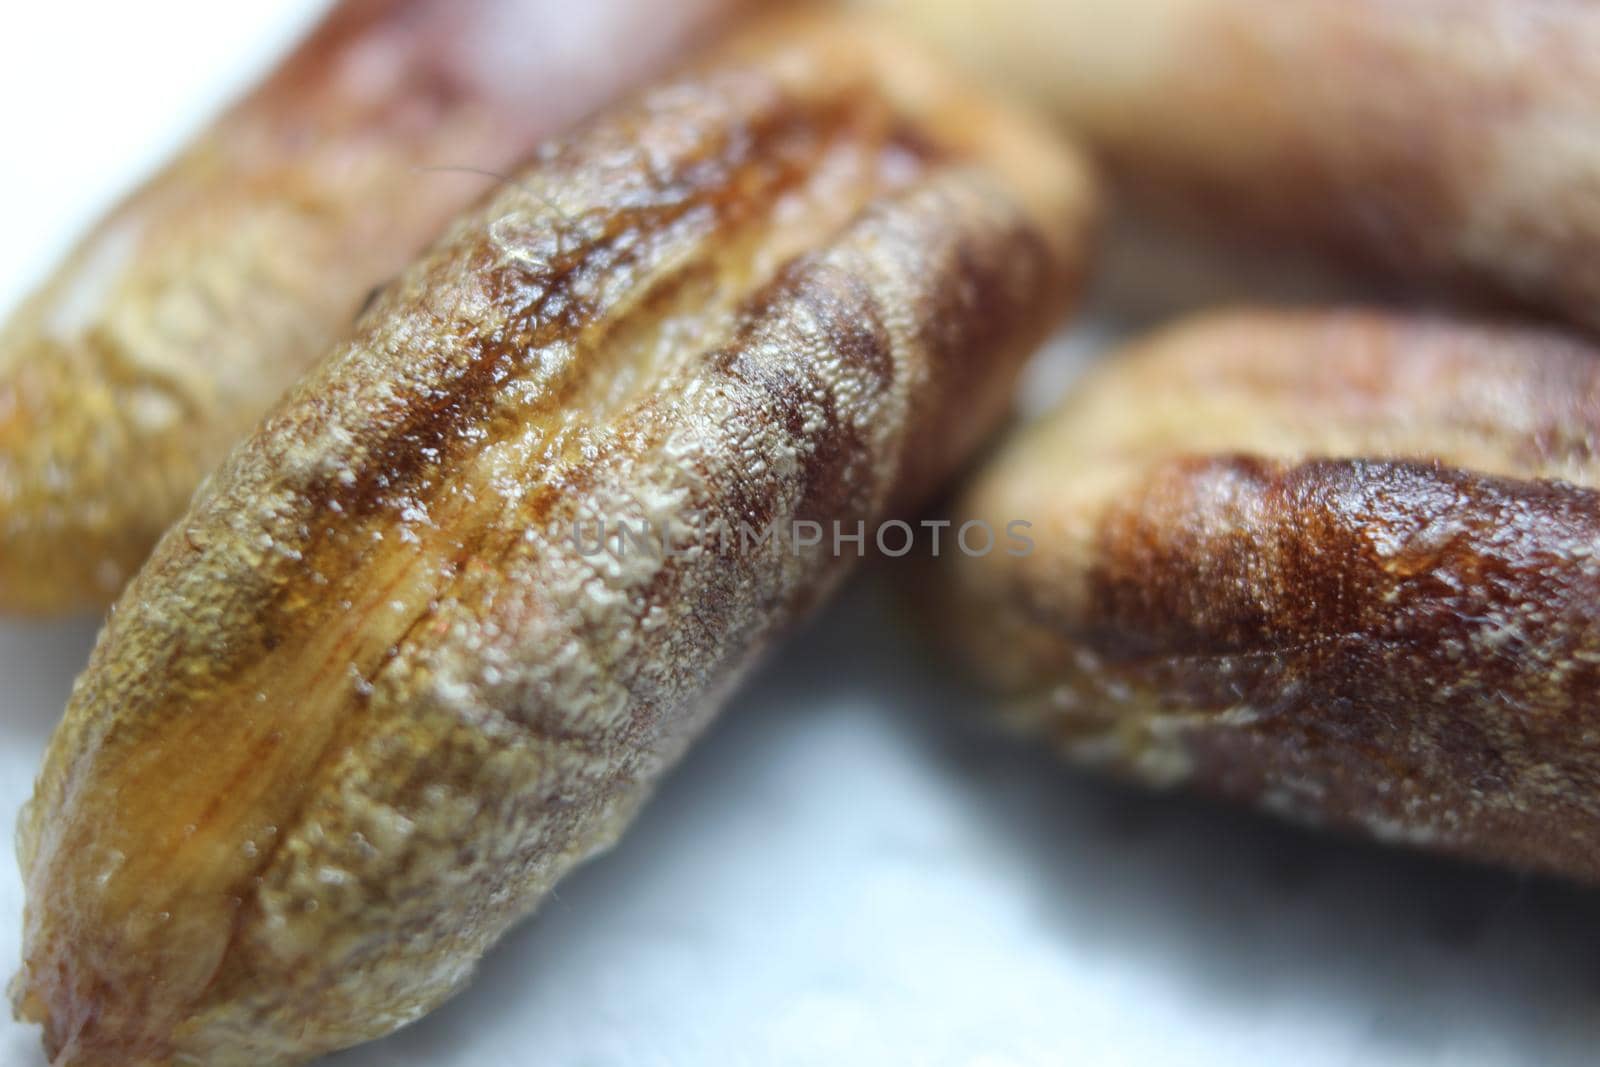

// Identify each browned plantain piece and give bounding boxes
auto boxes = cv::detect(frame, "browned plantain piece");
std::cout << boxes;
[0,0,743,615]
[935,310,1600,882]
[12,14,1096,1065]
[860,0,1600,329]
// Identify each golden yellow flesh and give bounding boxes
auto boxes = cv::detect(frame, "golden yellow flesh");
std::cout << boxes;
[14,15,1096,1066]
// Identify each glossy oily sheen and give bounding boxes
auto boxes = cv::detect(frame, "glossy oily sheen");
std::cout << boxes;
[936,310,1600,883]
[0,0,742,614]
[13,15,1096,1065]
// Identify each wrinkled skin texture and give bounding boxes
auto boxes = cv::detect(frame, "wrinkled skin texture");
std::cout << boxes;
[13,16,1095,1065]
[862,0,1600,328]
[0,0,744,614]
[937,310,1600,883]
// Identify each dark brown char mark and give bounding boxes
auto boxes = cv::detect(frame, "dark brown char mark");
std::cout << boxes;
[0,0,743,615]
[14,15,1095,1066]
[1086,456,1600,880]
[937,309,1600,885]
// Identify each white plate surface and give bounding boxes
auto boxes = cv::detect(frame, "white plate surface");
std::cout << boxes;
[1,5,1596,1065]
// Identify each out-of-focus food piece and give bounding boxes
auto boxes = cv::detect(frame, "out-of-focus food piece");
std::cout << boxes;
[935,309,1600,883]
[1088,207,1389,329]
[0,0,745,615]
[861,0,1600,328]
[12,15,1096,1065]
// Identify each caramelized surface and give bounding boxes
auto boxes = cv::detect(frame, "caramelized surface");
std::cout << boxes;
[0,0,742,614]
[938,310,1600,882]
[14,15,1095,1065]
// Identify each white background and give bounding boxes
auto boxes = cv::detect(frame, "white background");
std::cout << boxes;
[1,3,1598,1065]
